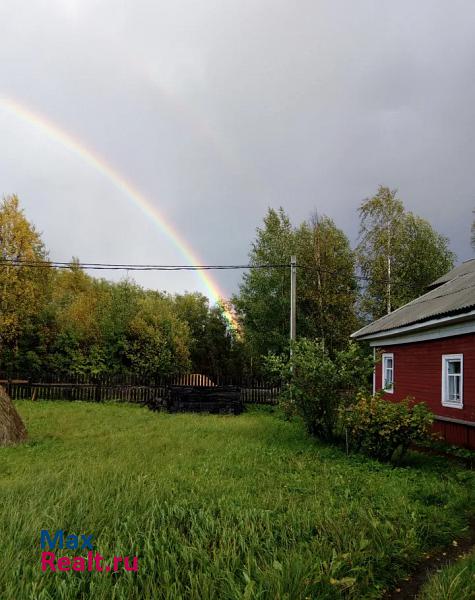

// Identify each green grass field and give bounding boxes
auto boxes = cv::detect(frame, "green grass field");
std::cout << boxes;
[0,401,474,599]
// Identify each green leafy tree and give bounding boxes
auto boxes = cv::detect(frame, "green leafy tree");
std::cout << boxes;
[234,208,358,366]
[399,213,456,303]
[205,303,244,377]
[233,208,295,363]
[173,293,211,370]
[297,214,358,352]
[123,292,191,377]
[94,278,142,372]
[174,293,243,377]
[0,198,288,379]
[44,261,108,375]
[0,195,51,370]
[357,186,455,320]
[35,265,141,376]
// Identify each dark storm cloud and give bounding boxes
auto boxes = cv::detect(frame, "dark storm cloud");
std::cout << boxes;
[1,0,474,298]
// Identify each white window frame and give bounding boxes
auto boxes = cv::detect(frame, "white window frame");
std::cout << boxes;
[441,354,463,409]
[382,353,394,394]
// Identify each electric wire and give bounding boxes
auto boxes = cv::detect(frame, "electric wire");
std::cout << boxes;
[0,257,443,292]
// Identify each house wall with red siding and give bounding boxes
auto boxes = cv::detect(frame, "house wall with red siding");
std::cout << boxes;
[374,332,475,449]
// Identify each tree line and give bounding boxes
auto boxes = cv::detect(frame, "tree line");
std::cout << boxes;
[0,195,242,377]
[0,188,458,378]
[234,186,455,370]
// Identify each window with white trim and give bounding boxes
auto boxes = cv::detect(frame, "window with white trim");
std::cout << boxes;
[442,354,463,408]
[382,353,394,393]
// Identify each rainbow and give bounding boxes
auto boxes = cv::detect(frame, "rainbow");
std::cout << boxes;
[0,95,238,329]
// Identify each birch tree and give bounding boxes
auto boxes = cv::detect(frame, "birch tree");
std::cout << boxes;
[357,186,455,320]
[234,208,357,364]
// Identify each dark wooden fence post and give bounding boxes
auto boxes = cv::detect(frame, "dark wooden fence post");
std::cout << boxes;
[94,380,102,403]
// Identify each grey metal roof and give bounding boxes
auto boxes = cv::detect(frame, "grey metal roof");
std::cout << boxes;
[352,266,475,339]
[427,259,475,289]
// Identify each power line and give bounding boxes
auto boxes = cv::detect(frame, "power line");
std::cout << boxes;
[0,257,441,293]
[0,257,418,278]
[0,259,290,271]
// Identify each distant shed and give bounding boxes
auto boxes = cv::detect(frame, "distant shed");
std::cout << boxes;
[175,374,216,387]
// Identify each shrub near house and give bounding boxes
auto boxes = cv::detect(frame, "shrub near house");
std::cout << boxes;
[342,393,433,461]
[266,339,434,462]
[265,339,373,440]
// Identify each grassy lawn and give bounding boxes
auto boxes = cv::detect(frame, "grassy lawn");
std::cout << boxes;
[0,401,474,599]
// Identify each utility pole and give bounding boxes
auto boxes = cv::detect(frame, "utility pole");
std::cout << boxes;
[290,255,297,345]
[387,220,392,314]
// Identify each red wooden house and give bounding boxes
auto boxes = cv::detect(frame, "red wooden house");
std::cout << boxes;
[351,259,475,449]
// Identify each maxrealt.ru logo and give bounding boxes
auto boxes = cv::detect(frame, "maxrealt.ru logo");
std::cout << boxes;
[40,530,138,573]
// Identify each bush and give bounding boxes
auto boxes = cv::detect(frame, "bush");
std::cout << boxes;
[265,340,373,441]
[341,393,434,462]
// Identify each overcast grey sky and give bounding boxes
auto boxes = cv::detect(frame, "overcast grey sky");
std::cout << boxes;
[1,1,474,301]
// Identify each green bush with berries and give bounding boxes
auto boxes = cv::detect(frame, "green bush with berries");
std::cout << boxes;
[341,392,434,462]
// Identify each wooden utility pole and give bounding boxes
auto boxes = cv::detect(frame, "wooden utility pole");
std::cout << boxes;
[290,255,297,344]
[387,221,392,314]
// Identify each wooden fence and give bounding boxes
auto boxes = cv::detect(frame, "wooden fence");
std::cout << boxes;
[0,373,281,406]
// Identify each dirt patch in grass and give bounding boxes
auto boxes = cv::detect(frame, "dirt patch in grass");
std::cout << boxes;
[384,517,475,600]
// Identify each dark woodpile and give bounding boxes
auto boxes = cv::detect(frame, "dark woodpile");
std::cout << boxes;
[0,386,27,446]
[145,392,168,412]
[166,386,243,415]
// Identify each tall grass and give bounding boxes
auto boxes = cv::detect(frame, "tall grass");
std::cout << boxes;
[0,402,473,599]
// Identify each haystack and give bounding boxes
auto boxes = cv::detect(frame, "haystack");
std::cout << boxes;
[0,386,27,446]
